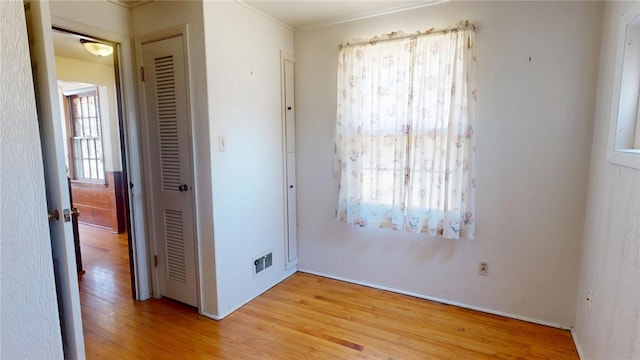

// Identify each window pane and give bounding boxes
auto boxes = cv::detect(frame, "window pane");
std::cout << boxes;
[96,140,103,159]
[81,139,89,159]
[76,159,83,178]
[82,117,90,137]
[90,118,98,137]
[88,139,96,159]
[89,161,97,180]
[97,160,104,180]
[82,159,90,178]
[81,97,89,120]
[88,96,96,117]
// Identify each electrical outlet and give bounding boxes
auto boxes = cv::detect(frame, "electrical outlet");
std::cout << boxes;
[586,290,593,310]
[479,261,489,276]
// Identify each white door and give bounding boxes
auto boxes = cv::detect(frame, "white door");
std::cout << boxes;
[141,35,197,307]
[25,1,85,358]
[282,53,298,268]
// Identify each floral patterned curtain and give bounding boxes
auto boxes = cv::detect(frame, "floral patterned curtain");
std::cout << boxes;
[335,26,476,240]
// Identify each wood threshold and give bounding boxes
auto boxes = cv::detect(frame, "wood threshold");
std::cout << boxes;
[78,224,579,359]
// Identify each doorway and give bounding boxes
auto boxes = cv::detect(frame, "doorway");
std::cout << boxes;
[53,30,128,234]
[51,28,136,295]
[24,0,153,355]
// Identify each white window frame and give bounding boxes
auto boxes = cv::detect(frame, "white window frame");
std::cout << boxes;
[607,1,640,169]
[64,86,106,182]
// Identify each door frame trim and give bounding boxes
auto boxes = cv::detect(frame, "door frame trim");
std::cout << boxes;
[135,24,202,310]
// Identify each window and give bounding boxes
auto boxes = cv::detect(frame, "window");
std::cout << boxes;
[65,88,105,181]
[608,3,640,169]
[335,23,476,239]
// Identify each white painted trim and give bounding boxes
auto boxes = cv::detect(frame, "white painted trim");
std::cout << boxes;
[235,1,294,31]
[199,311,222,321]
[571,328,586,360]
[299,269,572,331]
[298,0,449,30]
[107,0,151,9]
[606,1,640,170]
[215,266,298,320]
[136,24,188,45]
[285,259,299,271]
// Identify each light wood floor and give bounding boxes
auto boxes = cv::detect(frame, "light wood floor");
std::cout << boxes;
[78,224,579,359]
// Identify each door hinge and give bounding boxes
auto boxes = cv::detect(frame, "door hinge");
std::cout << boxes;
[154,255,158,267]
[141,66,145,82]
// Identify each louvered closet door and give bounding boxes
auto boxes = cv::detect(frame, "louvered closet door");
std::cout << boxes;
[142,35,197,307]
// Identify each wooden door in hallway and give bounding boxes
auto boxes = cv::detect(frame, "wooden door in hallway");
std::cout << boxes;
[141,34,197,307]
[25,1,85,357]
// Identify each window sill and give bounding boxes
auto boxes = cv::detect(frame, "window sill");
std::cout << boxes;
[607,149,640,170]
[616,148,640,154]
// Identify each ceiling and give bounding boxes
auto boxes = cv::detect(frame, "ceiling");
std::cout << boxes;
[244,0,443,29]
[52,0,444,62]
[52,30,114,66]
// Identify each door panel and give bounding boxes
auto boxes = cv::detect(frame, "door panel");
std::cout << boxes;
[25,1,85,358]
[286,153,298,263]
[142,35,197,307]
[284,58,295,153]
[282,54,297,267]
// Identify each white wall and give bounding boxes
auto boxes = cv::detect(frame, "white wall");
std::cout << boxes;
[51,0,130,33]
[0,0,64,358]
[202,1,295,317]
[131,0,218,314]
[56,56,121,172]
[573,1,640,359]
[132,0,295,318]
[295,0,602,327]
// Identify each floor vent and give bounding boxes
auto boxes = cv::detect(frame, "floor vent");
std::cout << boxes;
[254,251,273,276]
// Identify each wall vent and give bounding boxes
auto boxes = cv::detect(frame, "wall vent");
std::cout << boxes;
[253,251,273,276]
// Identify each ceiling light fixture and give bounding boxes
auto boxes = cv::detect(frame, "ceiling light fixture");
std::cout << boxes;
[80,39,113,57]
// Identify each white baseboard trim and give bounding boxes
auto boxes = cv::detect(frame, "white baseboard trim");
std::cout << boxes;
[571,328,585,360]
[205,266,298,320]
[299,268,572,331]
[199,310,221,321]
[285,259,299,271]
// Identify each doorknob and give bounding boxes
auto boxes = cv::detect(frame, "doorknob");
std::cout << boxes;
[48,209,60,221]
[178,184,189,192]
[71,207,80,217]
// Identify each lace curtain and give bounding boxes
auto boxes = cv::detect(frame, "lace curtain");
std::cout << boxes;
[335,25,476,239]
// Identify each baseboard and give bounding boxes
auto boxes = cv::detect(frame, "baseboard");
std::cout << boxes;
[202,266,298,321]
[285,259,299,271]
[199,310,221,321]
[299,268,572,331]
[571,328,585,360]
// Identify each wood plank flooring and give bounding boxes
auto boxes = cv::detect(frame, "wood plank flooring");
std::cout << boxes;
[78,224,579,359]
